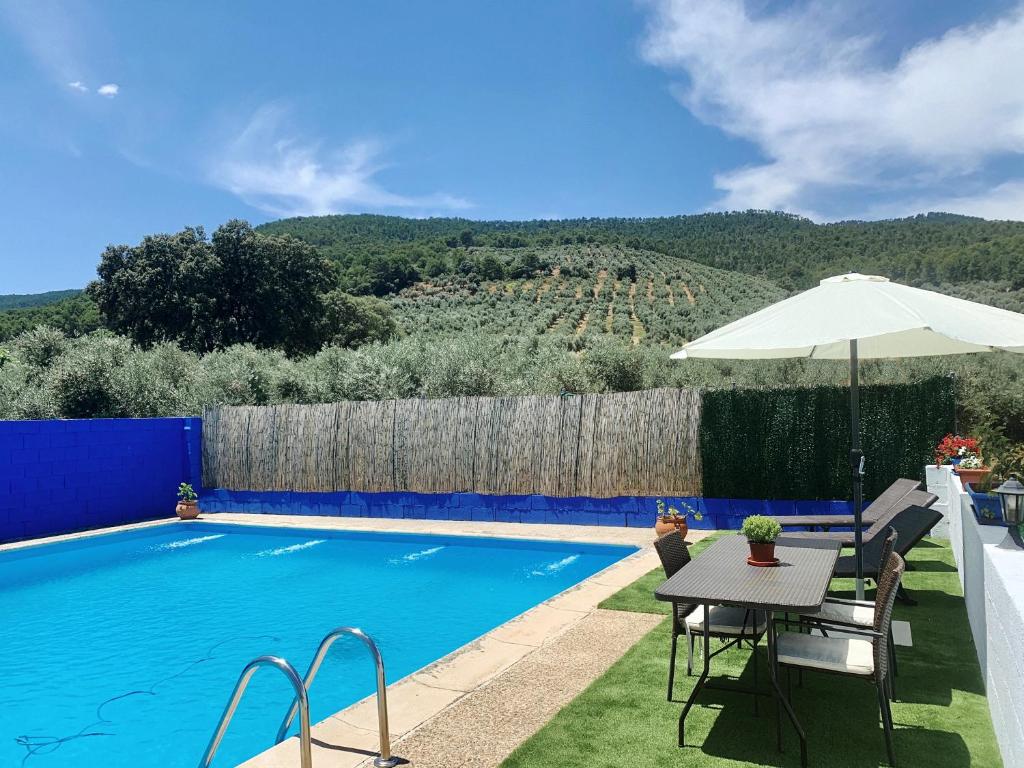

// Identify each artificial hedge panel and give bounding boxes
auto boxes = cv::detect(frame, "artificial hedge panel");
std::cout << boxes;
[699,376,955,500]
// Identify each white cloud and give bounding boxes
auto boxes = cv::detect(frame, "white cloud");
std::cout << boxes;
[210,104,472,217]
[2,4,121,102]
[640,1,1024,220]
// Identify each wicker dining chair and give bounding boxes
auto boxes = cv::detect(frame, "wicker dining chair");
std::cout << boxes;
[654,531,767,702]
[775,550,906,767]
[800,527,901,697]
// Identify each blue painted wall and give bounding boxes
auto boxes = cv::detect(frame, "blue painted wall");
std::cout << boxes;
[0,417,201,543]
[200,488,852,530]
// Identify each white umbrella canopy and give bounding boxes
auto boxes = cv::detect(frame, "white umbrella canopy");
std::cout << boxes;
[672,272,1024,598]
[672,273,1024,360]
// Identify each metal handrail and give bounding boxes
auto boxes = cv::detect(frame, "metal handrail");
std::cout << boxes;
[276,627,399,768]
[198,655,312,768]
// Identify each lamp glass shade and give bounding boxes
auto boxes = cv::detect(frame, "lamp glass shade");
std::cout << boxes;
[994,475,1024,525]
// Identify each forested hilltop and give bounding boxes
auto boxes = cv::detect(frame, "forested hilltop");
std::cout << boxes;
[0,290,81,311]
[258,210,1024,295]
[2,210,1024,469]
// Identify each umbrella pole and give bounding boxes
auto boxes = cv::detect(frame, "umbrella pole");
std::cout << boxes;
[850,340,865,600]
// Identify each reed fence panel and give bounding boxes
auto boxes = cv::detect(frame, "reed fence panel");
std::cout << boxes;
[203,387,703,497]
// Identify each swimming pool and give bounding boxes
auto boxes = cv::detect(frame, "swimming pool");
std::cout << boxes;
[0,522,634,767]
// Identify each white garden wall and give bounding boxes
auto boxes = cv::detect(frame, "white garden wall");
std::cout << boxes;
[927,466,1024,767]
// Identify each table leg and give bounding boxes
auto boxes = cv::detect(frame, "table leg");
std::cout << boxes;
[766,613,808,767]
[677,603,711,747]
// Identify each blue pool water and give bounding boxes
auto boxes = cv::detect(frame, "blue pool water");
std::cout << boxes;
[0,523,633,767]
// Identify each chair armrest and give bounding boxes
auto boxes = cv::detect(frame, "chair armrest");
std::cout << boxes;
[804,615,868,631]
[821,625,884,639]
[824,597,875,608]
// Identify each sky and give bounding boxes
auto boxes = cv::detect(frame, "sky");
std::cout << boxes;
[1,0,1023,293]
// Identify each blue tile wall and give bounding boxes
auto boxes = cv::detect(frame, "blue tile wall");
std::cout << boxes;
[0,417,201,543]
[200,487,852,530]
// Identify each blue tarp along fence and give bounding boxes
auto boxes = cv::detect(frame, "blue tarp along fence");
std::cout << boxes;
[198,488,851,530]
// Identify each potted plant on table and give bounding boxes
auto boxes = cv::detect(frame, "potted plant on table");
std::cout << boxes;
[176,482,200,520]
[655,499,703,540]
[741,514,782,567]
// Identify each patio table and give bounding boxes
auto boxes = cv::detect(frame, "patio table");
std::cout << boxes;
[654,534,841,767]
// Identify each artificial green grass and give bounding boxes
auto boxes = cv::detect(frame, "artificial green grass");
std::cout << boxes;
[503,536,1001,768]
[597,534,720,614]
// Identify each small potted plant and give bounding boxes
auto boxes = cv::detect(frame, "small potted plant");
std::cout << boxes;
[176,482,200,520]
[655,499,703,539]
[955,452,991,487]
[741,514,782,566]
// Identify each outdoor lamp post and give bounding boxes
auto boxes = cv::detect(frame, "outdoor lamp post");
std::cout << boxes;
[994,475,1024,525]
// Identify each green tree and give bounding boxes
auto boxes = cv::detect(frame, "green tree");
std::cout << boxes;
[321,291,400,348]
[340,254,420,296]
[87,220,336,355]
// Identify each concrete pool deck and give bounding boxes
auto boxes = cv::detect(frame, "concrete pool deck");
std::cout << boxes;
[2,513,702,767]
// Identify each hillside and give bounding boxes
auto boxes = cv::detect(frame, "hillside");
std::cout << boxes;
[256,210,1024,292]
[0,289,80,311]
[3,212,1024,453]
[7,210,1024,344]
[0,294,101,341]
[389,244,786,347]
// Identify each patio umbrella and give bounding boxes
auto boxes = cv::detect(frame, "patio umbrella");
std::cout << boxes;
[671,272,1024,598]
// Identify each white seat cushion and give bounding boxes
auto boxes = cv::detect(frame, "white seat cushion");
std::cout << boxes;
[776,632,875,676]
[808,599,875,627]
[685,606,767,635]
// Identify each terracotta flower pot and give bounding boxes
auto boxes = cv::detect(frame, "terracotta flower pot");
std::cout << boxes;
[176,500,200,520]
[655,516,688,539]
[954,466,991,487]
[747,541,777,565]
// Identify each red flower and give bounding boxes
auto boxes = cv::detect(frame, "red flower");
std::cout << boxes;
[935,434,981,465]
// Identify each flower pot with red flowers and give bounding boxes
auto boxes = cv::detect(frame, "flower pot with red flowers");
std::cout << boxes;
[935,434,981,468]
[741,514,782,567]
[176,482,200,520]
[654,499,703,540]
[935,434,990,486]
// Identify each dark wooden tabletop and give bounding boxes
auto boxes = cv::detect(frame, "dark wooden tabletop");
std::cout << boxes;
[654,535,841,613]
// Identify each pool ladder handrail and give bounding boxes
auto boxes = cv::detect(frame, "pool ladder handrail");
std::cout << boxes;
[275,626,400,768]
[198,655,312,768]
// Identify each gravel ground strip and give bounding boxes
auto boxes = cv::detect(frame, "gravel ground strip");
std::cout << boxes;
[390,609,662,768]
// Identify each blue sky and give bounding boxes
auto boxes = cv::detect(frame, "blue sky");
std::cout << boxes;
[1,0,1022,293]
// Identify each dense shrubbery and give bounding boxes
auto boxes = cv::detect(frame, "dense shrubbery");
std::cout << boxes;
[3,326,1023,452]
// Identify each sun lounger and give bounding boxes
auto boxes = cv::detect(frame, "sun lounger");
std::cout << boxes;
[772,478,921,531]
[777,490,938,547]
